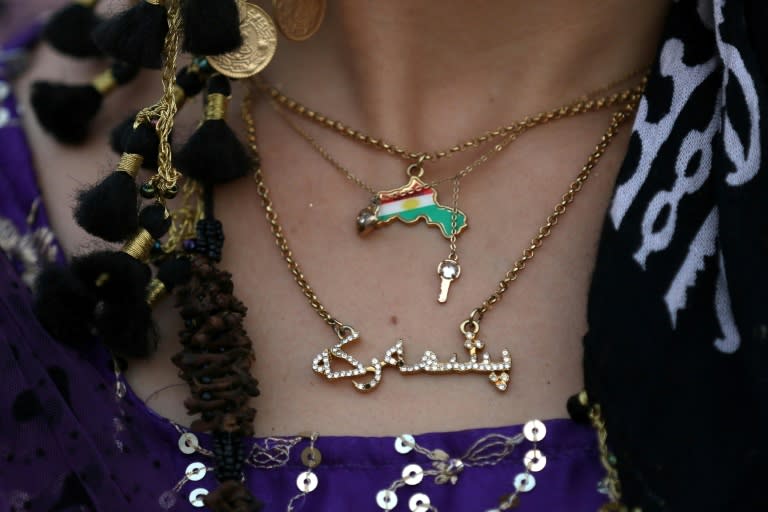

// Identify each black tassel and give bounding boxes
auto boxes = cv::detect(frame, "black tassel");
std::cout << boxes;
[30,61,139,144]
[182,0,242,56]
[34,265,99,346]
[109,118,162,169]
[109,65,208,163]
[91,0,168,69]
[35,204,171,357]
[175,75,253,185]
[71,250,156,357]
[43,0,104,58]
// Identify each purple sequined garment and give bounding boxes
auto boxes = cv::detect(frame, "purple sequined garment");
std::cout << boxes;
[0,19,609,512]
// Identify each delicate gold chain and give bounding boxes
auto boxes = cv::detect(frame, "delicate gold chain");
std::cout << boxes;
[243,80,642,332]
[267,82,645,196]
[254,67,647,164]
[467,103,637,324]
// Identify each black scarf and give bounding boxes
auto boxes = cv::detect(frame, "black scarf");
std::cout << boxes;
[584,0,768,509]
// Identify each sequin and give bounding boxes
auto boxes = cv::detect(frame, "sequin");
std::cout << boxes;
[301,446,322,468]
[523,419,546,442]
[514,473,536,492]
[402,464,424,485]
[524,449,547,472]
[189,488,208,507]
[296,471,318,492]
[409,493,431,512]
[186,462,207,481]
[395,434,415,454]
[376,489,398,510]
[178,433,199,454]
[115,381,126,399]
[158,491,177,509]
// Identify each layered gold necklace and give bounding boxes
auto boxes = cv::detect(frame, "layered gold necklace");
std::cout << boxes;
[242,77,644,393]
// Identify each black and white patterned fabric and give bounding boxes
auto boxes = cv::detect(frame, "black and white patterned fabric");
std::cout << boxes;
[584,0,767,509]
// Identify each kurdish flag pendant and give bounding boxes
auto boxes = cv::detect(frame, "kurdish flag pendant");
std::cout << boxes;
[356,176,468,239]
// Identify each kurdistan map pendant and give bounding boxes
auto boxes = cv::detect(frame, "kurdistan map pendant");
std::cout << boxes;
[356,176,468,239]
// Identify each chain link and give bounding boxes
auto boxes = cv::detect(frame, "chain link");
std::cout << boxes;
[254,66,647,165]
[242,87,343,330]
[244,79,643,332]
[266,81,645,199]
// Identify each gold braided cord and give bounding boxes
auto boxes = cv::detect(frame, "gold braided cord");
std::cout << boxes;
[163,179,205,253]
[133,0,183,198]
[122,229,154,261]
[116,153,143,178]
[205,93,229,121]
[173,85,187,108]
[91,69,117,95]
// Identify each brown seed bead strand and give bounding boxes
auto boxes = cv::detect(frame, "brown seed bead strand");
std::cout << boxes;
[173,253,262,511]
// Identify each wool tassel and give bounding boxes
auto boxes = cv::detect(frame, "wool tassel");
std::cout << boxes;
[43,0,104,58]
[182,0,242,56]
[30,61,139,144]
[91,0,168,69]
[146,257,192,305]
[35,204,171,357]
[109,65,208,164]
[175,75,253,185]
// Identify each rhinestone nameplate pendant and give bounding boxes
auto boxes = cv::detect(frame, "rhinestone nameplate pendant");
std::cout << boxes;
[311,322,511,392]
[356,176,468,239]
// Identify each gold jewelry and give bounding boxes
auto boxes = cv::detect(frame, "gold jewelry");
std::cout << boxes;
[208,0,278,79]
[242,81,643,392]
[255,67,647,164]
[273,0,326,42]
[267,80,646,303]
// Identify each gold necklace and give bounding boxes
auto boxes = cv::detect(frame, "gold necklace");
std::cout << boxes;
[267,82,645,304]
[242,81,642,393]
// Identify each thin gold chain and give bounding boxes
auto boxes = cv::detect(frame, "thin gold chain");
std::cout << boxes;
[254,66,647,164]
[267,82,645,196]
[242,80,642,332]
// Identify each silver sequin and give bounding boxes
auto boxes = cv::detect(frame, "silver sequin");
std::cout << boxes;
[524,449,547,472]
[409,493,431,512]
[514,473,536,492]
[178,433,199,454]
[186,462,207,481]
[523,419,547,442]
[188,488,208,508]
[402,464,424,485]
[376,489,398,510]
[296,471,318,492]
[395,434,415,454]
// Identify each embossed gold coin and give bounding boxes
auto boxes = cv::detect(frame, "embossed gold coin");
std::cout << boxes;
[273,0,326,41]
[208,1,278,78]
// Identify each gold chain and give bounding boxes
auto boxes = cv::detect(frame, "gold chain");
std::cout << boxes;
[243,80,642,331]
[266,82,645,196]
[254,66,647,164]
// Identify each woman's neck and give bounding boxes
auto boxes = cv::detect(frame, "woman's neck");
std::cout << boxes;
[263,0,671,150]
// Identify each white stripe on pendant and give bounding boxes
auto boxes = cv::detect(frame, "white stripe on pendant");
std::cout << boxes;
[378,193,435,216]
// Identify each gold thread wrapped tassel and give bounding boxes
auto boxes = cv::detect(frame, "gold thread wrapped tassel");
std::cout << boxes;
[204,93,229,121]
[91,69,117,95]
[122,229,154,261]
[116,153,144,178]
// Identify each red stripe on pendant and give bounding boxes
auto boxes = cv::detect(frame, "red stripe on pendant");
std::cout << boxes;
[379,186,433,204]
